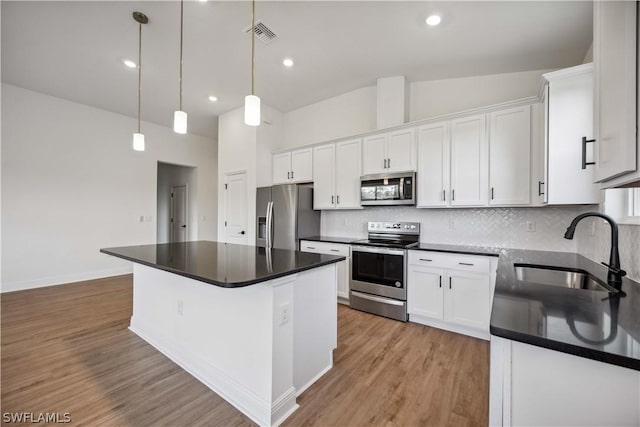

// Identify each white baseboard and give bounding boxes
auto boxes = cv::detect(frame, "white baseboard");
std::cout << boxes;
[130,318,277,427]
[409,314,490,341]
[1,266,133,293]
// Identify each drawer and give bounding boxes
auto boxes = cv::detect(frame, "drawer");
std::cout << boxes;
[300,241,350,257]
[408,250,491,273]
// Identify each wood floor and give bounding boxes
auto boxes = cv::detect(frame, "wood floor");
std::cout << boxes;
[1,276,489,426]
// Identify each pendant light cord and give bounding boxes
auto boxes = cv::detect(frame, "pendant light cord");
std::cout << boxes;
[179,0,184,110]
[137,22,142,133]
[251,0,255,96]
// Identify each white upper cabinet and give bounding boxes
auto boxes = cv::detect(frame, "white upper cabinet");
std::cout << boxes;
[489,106,531,206]
[272,148,313,184]
[335,139,362,209]
[417,122,450,207]
[312,144,336,210]
[362,134,387,175]
[313,139,362,210]
[450,114,488,206]
[544,65,601,205]
[362,128,416,175]
[594,0,639,186]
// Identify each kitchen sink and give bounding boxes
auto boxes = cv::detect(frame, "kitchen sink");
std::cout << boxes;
[514,264,617,293]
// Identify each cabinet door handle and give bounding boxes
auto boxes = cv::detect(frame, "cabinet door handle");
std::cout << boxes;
[331,195,334,204]
[581,137,596,169]
[443,190,446,202]
[538,181,545,196]
[449,277,452,289]
[287,171,290,180]
[458,262,474,266]
[439,275,442,288]
[291,170,294,179]
[419,258,432,262]
[387,158,391,169]
[383,158,387,169]
[491,187,494,200]
[337,195,340,204]
[452,189,455,201]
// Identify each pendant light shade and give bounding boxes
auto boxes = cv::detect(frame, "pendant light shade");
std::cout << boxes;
[133,133,145,151]
[173,0,188,134]
[244,95,261,126]
[132,12,148,151]
[244,0,261,126]
[173,110,187,134]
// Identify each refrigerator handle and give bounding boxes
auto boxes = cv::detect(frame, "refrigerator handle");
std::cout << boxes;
[266,201,274,248]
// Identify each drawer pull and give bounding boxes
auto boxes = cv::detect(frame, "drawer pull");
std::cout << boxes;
[458,262,474,266]
[306,246,316,250]
[330,249,340,252]
[419,258,433,262]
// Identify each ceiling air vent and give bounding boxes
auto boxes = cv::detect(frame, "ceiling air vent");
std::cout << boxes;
[243,21,277,44]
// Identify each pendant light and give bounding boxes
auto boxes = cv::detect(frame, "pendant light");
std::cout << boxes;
[132,12,149,151]
[173,0,187,134]
[244,0,260,126]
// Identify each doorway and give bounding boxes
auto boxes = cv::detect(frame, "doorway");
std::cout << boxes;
[157,162,197,243]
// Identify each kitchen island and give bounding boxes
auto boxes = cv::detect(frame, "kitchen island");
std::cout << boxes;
[101,241,344,427]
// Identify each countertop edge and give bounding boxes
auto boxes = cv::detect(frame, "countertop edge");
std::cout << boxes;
[100,249,345,288]
[490,326,640,372]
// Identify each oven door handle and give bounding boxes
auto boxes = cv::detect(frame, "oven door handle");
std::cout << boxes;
[351,291,405,306]
[351,245,405,256]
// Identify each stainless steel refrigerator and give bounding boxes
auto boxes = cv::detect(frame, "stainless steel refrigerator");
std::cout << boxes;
[256,184,320,250]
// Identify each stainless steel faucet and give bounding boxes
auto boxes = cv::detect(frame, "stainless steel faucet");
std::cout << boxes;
[564,212,627,286]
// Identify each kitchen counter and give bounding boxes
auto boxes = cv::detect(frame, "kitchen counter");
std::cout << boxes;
[490,248,640,371]
[301,236,359,245]
[412,243,501,257]
[101,240,344,288]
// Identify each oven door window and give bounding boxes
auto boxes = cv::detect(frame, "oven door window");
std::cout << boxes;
[352,251,404,288]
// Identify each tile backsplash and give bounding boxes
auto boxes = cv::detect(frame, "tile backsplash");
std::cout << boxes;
[576,219,640,282]
[322,205,597,251]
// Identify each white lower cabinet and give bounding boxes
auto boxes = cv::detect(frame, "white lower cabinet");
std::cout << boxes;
[300,240,350,303]
[407,250,497,340]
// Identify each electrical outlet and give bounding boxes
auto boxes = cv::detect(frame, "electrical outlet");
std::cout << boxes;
[145,216,152,222]
[526,221,536,232]
[138,215,145,222]
[280,303,290,325]
[177,300,183,316]
[449,218,456,230]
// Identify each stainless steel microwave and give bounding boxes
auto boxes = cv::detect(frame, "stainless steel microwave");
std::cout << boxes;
[360,172,416,206]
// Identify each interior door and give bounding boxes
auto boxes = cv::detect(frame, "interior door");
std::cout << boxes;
[313,144,336,209]
[272,152,291,184]
[417,122,449,207]
[335,139,362,208]
[224,172,248,244]
[489,106,531,205]
[386,128,415,172]
[450,114,488,206]
[170,185,188,242]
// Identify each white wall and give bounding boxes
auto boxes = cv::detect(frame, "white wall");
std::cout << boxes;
[279,69,551,149]
[280,86,376,150]
[1,84,218,292]
[217,103,282,244]
[157,163,198,244]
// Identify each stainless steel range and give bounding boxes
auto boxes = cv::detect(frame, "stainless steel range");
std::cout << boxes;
[350,221,420,322]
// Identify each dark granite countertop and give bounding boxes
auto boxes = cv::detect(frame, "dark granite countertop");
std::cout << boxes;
[411,243,501,257]
[491,249,640,371]
[101,241,345,288]
[301,236,359,245]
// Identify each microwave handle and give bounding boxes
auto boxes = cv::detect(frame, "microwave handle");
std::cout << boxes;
[399,177,404,200]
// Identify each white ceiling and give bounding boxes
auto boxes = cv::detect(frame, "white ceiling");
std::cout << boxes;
[2,1,592,139]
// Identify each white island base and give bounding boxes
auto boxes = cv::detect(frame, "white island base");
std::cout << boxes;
[129,263,338,426]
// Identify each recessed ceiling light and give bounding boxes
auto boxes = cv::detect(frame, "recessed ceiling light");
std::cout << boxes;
[199,0,208,2]
[426,15,442,26]
[208,95,218,102]
[283,58,294,67]
[123,59,137,68]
